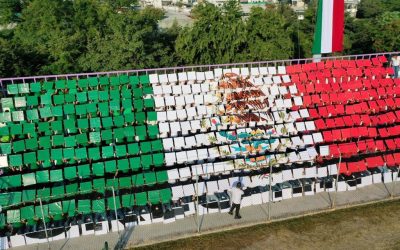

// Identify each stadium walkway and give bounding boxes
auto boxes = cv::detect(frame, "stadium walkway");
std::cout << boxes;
[13,182,400,250]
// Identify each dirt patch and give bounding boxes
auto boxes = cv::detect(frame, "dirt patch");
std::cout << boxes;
[133,200,400,250]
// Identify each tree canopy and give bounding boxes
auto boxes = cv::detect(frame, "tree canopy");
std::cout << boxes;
[0,0,399,78]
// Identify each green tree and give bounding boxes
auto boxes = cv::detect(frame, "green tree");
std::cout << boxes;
[244,6,293,61]
[0,0,30,25]
[372,12,400,52]
[356,0,385,18]
[175,1,246,65]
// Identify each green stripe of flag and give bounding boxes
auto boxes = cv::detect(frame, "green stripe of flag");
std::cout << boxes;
[312,0,324,55]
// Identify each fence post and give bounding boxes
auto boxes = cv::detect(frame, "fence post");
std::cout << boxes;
[332,154,342,209]
[38,198,50,249]
[196,171,200,233]
[111,186,120,234]
[268,163,272,221]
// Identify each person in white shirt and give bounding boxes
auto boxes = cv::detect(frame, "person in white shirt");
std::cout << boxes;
[391,55,399,79]
[229,182,244,219]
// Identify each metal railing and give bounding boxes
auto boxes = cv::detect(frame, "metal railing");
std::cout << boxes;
[0,52,398,85]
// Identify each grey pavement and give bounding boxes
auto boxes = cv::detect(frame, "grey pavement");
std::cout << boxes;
[12,182,400,250]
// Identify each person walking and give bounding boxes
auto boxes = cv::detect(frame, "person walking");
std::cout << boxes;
[391,55,399,79]
[229,182,244,219]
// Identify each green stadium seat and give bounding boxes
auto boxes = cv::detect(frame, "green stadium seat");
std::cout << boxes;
[119,177,131,188]
[43,81,54,92]
[51,185,65,198]
[92,199,105,213]
[66,183,78,195]
[93,178,105,194]
[23,124,36,136]
[51,148,63,161]
[64,103,76,115]
[65,93,75,103]
[22,189,36,203]
[0,143,11,154]
[55,80,66,90]
[49,202,63,221]
[121,89,132,99]
[80,181,92,194]
[51,120,63,134]
[53,134,64,147]
[0,112,11,122]
[14,97,26,108]
[12,140,25,153]
[151,140,163,152]
[12,110,24,121]
[107,196,121,210]
[144,172,156,186]
[7,209,21,225]
[36,170,50,184]
[90,117,101,129]
[78,164,91,179]
[115,145,127,157]
[99,77,109,86]
[117,159,129,173]
[127,143,139,155]
[1,98,14,109]
[113,115,125,127]
[26,96,38,107]
[92,162,104,177]
[63,148,75,160]
[102,145,114,159]
[38,122,50,134]
[23,152,36,165]
[105,160,117,173]
[129,157,141,171]
[65,136,76,147]
[37,188,51,202]
[88,77,98,88]
[17,83,29,94]
[50,169,63,183]
[6,175,21,188]
[76,133,88,145]
[160,188,172,203]
[54,94,65,105]
[30,82,41,93]
[64,166,77,181]
[40,94,52,106]
[135,192,147,206]
[20,206,36,225]
[129,76,139,86]
[78,79,89,89]
[9,154,22,167]
[78,199,91,215]
[106,178,118,190]
[156,171,168,183]
[133,173,144,187]
[37,149,50,162]
[140,141,152,154]
[153,153,165,167]
[89,147,101,160]
[121,194,134,208]
[7,84,18,95]
[139,75,150,84]
[67,80,77,92]
[141,154,153,170]
[148,190,160,205]
[62,200,76,216]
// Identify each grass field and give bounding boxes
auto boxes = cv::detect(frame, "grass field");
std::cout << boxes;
[134,200,400,250]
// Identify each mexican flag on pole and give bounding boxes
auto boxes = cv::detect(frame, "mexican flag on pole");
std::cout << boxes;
[312,0,345,55]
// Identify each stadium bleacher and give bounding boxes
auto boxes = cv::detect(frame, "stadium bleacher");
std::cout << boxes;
[0,54,399,247]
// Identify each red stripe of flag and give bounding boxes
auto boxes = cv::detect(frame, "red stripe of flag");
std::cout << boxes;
[332,0,344,52]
